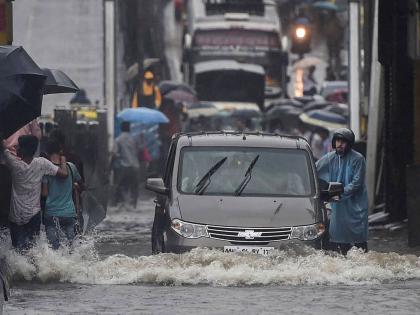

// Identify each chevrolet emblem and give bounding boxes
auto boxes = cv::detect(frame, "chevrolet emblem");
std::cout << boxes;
[237,230,262,240]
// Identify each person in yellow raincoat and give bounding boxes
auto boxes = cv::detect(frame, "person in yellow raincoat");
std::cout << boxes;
[131,71,162,109]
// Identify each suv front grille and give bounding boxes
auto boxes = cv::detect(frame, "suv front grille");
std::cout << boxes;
[207,225,292,244]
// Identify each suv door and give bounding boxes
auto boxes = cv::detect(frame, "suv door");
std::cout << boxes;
[151,139,177,253]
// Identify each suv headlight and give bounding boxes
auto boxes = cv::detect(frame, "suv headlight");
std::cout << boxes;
[291,223,325,241]
[171,219,209,239]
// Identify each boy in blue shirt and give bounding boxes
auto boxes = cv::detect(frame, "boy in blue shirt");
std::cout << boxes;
[42,140,82,249]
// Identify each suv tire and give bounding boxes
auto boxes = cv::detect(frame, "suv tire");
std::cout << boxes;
[151,211,166,254]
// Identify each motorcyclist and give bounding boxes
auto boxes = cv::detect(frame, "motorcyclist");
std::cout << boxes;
[316,128,368,255]
[291,7,311,59]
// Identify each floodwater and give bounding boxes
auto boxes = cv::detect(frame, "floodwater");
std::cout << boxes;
[2,193,420,315]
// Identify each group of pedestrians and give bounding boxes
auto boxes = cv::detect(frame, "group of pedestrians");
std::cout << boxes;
[0,122,83,252]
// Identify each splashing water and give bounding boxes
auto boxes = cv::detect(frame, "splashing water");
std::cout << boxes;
[5,238,420,287]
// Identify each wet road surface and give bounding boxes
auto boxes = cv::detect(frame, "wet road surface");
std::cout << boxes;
[2,191,420,314]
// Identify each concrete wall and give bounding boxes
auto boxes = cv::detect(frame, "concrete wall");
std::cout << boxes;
[12,0,104,114]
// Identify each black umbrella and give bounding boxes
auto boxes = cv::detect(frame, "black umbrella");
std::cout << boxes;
[187,101,216,110]
[265,98,304,111]
[265,104,303,120]
[324,103,349,118]
[0,46,46,138]
[70,89,91,105]
[231,109,262,119]
[299,109,348,131]
[293,96,316,105]
[303,100,333,112]
[158,80,196,96]
[163,89,198,104]
[81,190,106,233]
[264,105,303,132]
[312,1,339,11]
[42,68,79,94]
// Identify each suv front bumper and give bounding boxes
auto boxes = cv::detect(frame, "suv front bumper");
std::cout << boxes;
[165,228,323,253]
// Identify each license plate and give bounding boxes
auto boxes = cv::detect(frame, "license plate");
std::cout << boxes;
[223,246,274,256]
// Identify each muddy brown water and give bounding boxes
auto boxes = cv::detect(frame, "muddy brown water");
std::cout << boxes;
[2,193,420,314]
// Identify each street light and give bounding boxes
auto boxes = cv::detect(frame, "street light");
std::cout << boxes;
[290,24,311,57]
[295,27,306,39]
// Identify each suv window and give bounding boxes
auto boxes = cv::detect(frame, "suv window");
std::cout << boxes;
[164,141,177,187]
[177,146,314,196]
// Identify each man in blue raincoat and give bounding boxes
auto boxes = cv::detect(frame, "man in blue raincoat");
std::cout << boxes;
[316,128,368,255]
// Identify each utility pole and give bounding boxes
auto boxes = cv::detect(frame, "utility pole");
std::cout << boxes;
[104,0,116,152]
[366,0,382,213]
[349,0,360,140]
[0,0,13,45]
[136,0,152,98]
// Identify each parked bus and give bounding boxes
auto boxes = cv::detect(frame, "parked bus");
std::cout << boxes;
[182,0,288,105]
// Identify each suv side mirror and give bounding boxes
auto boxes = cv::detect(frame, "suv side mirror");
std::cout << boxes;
[146,178,169,195]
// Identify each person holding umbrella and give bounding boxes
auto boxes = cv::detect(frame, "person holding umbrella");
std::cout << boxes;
[0,135,68,251]
[131,71,162,109]
[0,45,83,250]
[0,120,43,230]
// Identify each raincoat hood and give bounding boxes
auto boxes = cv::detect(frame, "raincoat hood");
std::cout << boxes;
[331,128,355,149]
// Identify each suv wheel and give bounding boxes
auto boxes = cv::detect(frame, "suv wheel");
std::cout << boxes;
[151,211,166,254]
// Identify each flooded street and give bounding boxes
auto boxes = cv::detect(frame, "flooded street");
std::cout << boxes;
[6,281,420,315]
[2,191,420,314]
[1,0,420,314]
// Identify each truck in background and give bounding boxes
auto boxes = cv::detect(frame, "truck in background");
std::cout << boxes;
[182,0,288,107]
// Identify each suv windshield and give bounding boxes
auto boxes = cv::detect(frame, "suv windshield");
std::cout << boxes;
[178,147,314,196]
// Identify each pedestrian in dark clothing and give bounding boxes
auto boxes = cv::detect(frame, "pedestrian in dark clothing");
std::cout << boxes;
[316,128,368,255]
[48,129,85,180]
[324,11,344,71]
[131,71,162,109]
[112,122,140,208]
[303,65,317,96]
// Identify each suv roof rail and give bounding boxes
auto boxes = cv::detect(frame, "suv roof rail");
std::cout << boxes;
[172,130,309,144]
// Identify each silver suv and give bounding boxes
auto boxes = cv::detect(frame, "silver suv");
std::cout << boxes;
[147,132,342,254]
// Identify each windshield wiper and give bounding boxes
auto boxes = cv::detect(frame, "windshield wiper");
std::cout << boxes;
[234,155,260,196]
[194,157,228,195]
